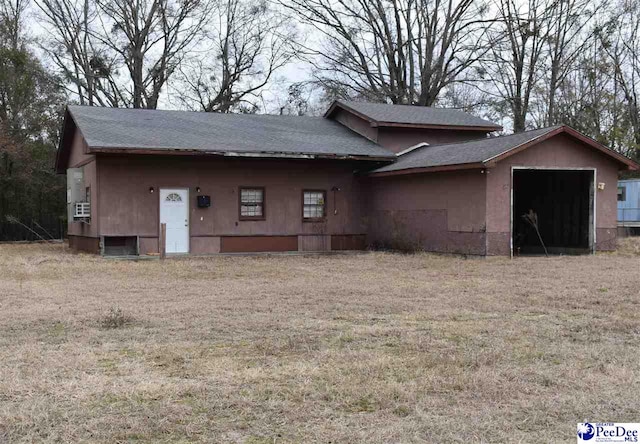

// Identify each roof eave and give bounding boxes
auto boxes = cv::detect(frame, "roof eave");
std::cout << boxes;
[87,146,396,162]
[368,162,485,177]
[55,107,75,174]
[373,121,503,132]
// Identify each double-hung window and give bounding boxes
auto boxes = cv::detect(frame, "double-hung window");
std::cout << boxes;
[302,190,326,221]
[239,187,265,220]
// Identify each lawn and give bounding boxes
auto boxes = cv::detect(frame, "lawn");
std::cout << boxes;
[1,242,639,443]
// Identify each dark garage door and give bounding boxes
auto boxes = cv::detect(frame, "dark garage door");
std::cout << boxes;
[512,169,593,255]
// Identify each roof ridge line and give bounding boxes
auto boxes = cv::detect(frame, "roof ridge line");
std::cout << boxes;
[67,104,329,118]
[339,99,492,112]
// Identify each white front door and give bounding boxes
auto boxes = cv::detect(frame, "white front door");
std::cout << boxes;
[160,188,189,253]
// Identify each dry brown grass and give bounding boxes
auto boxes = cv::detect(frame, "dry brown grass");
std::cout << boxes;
[617,236,640,256]
[0,241,639,443]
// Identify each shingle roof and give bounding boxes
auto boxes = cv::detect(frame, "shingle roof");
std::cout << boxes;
[66,105,396,160]
[329,100,503,130]
[371,126,563,173]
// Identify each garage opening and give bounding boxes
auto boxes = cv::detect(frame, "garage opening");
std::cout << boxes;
[512,169,594,255]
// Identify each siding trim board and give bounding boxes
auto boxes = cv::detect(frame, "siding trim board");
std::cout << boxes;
[220,235,298,253]
[68,235,100,254]
[219,235,367,253]
[331,234,367,251]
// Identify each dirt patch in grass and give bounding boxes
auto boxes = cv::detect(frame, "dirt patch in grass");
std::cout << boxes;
[0,241,639,442]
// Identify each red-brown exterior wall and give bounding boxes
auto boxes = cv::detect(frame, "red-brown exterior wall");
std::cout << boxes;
[95,155,370,254]
[331,109,378,142]
[65,129,100,249]
[67,129,94,168]
[367,170,488,254]
[376,128,489,153]
[367,134,623,256]
[68,235,100,254]
[485,134,621,255]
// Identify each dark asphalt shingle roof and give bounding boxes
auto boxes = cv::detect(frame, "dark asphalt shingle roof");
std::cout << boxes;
[336,100,502,129]
[372,126,562,173]
[67,105,396,159]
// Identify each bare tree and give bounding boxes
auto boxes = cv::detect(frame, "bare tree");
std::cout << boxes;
[546,11,637,159]
[554,37,616,141]
[175,0,295,113]
[281,0,492,106]
[481,0,552,132]
[95,0,212,109]
[440,82,500,123]
[542,0,600,126]
[0,0,27,50]
[599,0,640,158]
[36,0,214,108]
[35,0,107,105]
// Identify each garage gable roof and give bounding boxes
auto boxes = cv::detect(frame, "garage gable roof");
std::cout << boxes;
[56,105,397,172]
[369,125,640,176]
[325,100,503,131]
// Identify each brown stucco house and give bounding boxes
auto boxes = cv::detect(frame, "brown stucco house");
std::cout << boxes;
[56,100,639,256]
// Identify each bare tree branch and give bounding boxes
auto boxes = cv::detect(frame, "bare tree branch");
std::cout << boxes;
[175,0,296,113]
[35,0,214,108]
[280,0,493,106]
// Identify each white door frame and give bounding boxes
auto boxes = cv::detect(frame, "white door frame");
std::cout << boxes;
[159,187,190,254]
[510,166,597,257]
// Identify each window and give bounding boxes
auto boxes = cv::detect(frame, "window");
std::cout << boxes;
[303,190,326,221]
[618,186,626,202]
[85,186,91,203]
[165,192,182,202]
[239,187,265,220]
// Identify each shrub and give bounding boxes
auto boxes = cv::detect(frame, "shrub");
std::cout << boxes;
[99,306,131,329]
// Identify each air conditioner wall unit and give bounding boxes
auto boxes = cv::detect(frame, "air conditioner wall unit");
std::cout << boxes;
[74,202,91,219]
